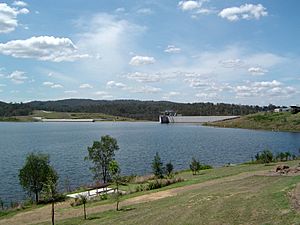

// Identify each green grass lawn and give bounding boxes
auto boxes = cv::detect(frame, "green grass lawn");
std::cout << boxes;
[206,112,300,132]
[54,175,300,225]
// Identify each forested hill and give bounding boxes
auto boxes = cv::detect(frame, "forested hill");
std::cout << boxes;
[27,99,272,121]
[0,99,276,120]
[0,101,33,117]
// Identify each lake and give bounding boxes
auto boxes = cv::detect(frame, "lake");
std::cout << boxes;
[0,122,300,204]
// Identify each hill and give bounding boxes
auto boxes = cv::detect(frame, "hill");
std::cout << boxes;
[0,99,272,121]
[205,112,300,132]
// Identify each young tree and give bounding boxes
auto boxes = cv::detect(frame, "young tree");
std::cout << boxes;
[190,157,200,175]
[285,151,291,161]
[260,150,274,164]
[79,194,88,219]
[19,153,56,203]
[42,167,59,225]
[109,160,121,211]
[165,161,174,177]
[152,152,164,178]
[85,135,119,183]
[0,197,4,210]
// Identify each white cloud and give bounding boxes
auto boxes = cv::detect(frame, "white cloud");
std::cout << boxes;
[51,84,63,89]
[130,85,161,94]
[219,4,267,21]
[0,36,89,62]
[106,80,127,88]
[12,1,27,7]
[115,8,125,13]
[43,81,54,86]
[137,8,153,15]
[64,90,78,94]
[79,83,93,89]
[178,1,202,11]
[0,3,29,33]
[219,59,243,68]
[125,72,161,83]
[248,67,268,76]
[196,92,218,100]
[233,80,296,98]
[8,70,27,84]
[164,45,181,54]
[43,81,63,89]
[76,13,145,77]
[129,55,156,66]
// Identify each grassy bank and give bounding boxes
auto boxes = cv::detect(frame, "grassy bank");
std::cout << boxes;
[2,160,300,225]
[0,110,137,122]
[205,112,300,132]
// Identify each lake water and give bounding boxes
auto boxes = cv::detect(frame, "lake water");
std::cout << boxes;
[0,122,300,204]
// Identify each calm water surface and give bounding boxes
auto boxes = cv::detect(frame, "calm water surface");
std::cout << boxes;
[0,122,300,203]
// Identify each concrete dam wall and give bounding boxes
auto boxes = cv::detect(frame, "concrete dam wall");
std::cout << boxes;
[159,115,239,124]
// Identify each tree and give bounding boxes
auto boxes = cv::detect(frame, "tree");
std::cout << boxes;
[285,151,291,161]
[190,157,200,175]
[79,194,88,220]
[42,167,59,225]
[0,197,4,210]
[19,153,56,203]
[260,150,274,164]
[152,152,164,178]
[165,161,174,177]
[109,160,121,211]
[85,135,119,183]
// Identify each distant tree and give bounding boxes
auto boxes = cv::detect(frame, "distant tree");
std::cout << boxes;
[259,150,274,164]
[42,168,59,225]
[19,153,55,203]
[0,197,4,210]
[285,151,291,161]
[165,161,174,177]
[85,135,119,183]
[190,157,201,175]
[79,194,88,220]
[109,160,122,211]
[152,152,164,178]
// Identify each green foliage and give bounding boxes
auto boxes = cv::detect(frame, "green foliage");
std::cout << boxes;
[85,135,119,183]
[166,161,174,177]
[0,101,32,117]
[78,194,88,219]
[109,160,122,211]
[134,178,184,192]
[190,158,212,175]
[19,153,56,203]
[254,150,274,164]
[190,157,201,175]
[42,169,59,225]
[152,152,164,178]
[0,197,3,210]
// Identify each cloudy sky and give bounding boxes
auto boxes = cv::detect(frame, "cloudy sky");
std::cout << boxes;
[0,0,299,105]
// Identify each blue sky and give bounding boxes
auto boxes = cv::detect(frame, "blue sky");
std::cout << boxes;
[0,0,299,105]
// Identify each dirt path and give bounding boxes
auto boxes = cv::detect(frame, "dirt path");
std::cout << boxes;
[0,170,269,225]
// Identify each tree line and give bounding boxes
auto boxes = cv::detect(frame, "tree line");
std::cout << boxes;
[0,99,279,120]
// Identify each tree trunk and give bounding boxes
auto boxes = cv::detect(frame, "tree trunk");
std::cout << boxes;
[52,201,55,225]
[116,182,119,211]
[83,203,86,219]
[35,191,39,204]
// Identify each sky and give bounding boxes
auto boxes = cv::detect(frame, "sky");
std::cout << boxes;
[0,0,299,105]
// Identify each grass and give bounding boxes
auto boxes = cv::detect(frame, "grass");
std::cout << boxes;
[52,175,300,225]
[3,161,300,224]
[205,112,300,132]
[0,110,137,122]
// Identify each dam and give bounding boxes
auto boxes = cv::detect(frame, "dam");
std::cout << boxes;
[159,110,239,124]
